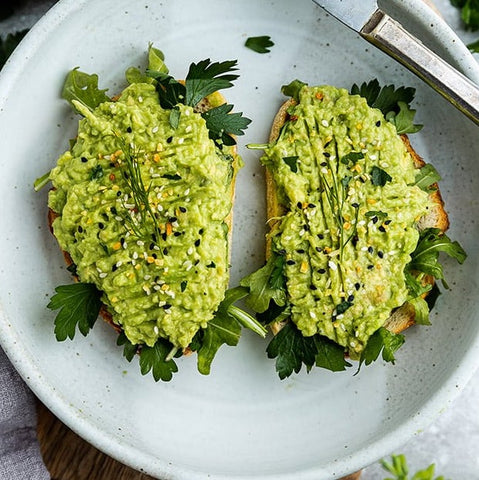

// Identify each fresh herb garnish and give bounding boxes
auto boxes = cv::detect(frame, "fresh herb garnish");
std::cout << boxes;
[380,454,447,480]
[245,35,275,54]
[283,156,299,173]
[358,327,405,370]
[47,283,102,341]
[61,68,110,114]
[351,79,422,134]
[266,322,351,379]
[281,79,308,102]
[371,165,392,186]
[414,164,441,190]
[451,0,479,31]
[148,56,251,146]
[89,164,104,181]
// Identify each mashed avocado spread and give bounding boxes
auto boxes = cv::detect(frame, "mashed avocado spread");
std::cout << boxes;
[263,85,431,355]
[49,82,236,349]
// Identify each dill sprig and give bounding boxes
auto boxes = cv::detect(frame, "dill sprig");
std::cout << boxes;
[114,133,162,246]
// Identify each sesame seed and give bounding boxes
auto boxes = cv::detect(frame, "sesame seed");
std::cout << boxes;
[310,311,317,319]
[152,126,159,133]
[328,260,337,271]
[321,119,329,127]
[154,326,159,334]
[187,247,194,255]
[99,272,107,279]
[178,138,184,144]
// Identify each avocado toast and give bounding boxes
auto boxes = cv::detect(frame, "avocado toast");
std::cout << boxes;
[39,46,265,381]
[242,80,466,378]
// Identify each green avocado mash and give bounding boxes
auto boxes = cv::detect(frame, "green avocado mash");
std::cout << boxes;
[263,85,431,355]
[49,82,236,349]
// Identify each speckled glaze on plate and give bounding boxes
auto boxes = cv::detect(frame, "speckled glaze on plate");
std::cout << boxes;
[0,0,478,478]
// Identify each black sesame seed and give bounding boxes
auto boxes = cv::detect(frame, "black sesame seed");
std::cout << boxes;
[77,226,83,233]
[163,303,172,310]
[163,248,168,255]
[286,260,296,265]
[347,295,355,302]
[112,264,118,272]
[375,120,381,127]
[169,216,177,223]
[194,239,201,247]
[378,251,384,258]
[308,203,316,208]
[173,231,181,237]
[318,268,326,274]
[367,264,374,270]
[379,225,386,233]
[297,202,302,209]
[320,161,328,166]
[310,285,317,290]
[149,243,155,250]
[297,249,305,254]
[81,157,88,163]
[303,224,310,232]
[98,222,105,230]
[372,216,379,224]
[384,219,392,225]
[179,206,187,213]
[162,233,168,241]
[154,276,160,282]
[315,246,322,253]
[126,126,132,133]
[111,207,117,215]
[352,202,359,209]
[199,228,204,235]
[117,191,122,197]
[152,253,157,259]
[323,152,330,158]
[318,233,324,240]
[355,282,361,290]
[166,136,173,143]
[368,246,374,254]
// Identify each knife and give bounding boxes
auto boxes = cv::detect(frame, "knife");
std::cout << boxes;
[312,0,479,125]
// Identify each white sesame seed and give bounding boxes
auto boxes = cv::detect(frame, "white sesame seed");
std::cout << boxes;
[336,314,344,320]
[116,261,123,268]
[154,326,159,334]
[310,311,317,319]
[299,229,305,237]
[132,252,139,260]
[115,216,123,222]
[152,126,159,133]
[138,96,143,103]
[144,274,151,280]
[158,301,166,307]
[99,272,107,279]
[350,340,357,347]
[178,138,184,144]
[370,154,377,160]
[187,247,194,255]
[328,260,337,271]
[137,240,144,246]
[172,221,179,228]
[321,119,329,127]
[184,188,190,195]
[184,109,191,116]
[185,125,192,133]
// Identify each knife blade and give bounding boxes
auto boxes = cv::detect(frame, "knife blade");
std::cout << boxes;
[312,0,479,125]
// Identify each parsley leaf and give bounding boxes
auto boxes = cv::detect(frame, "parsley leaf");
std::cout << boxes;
[245,36,275,54]
[351,79,422,134]
[185,59,239,107]
[408,228,467,283]
[266,323,350,379]
[150,73,187,110]
[281,79,308,102]
[371,166,392,186]
[116,331,138,362]
[139,339,179,382]
[47,283,102,341]
[201,103,252,146]
[0,30,28,69]
[62,68,110,113]
[283,156,299,173]
[240,253,287,313]
[359,327,405,370]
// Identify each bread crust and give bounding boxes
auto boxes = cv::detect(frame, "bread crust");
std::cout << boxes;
[48,93,239,343]
[265,98,449,335]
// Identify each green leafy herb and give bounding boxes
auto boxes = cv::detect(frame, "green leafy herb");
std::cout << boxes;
[365,210,389,221]
[340,151,364,165]
[169,106,181,129]
[408,228,467,284]
[245,35,275,54]
[467,38,479,52]
[117,331,138,362]
[351,79,422,134]
[151,73,187,110]
[281,79,308,102]
[408,296,431,325]
[371,166,392,186]
[414,164,441,190]
[89,164,104,181]
[33,171,51,192]
[283,156,299,173]
[47,283,102,341]
[139,339,179,382]
[62,68,110,113]
[240,253,287,313]
[185,59,239,107]
[452,0,479,30]
[380,454,447,480]
[0,30,28,69]
[359,327,405,370]
[266,322,350,379]
[202,103,251,146]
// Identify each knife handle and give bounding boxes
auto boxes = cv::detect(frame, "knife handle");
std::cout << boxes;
[362,9,479,125]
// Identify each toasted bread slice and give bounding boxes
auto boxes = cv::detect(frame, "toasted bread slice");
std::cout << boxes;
[265,98,449,336]
[48,91,240,346]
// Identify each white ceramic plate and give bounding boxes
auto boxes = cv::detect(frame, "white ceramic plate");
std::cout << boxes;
[1,0,479,478]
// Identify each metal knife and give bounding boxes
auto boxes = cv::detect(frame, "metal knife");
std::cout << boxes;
[312,0,479,125]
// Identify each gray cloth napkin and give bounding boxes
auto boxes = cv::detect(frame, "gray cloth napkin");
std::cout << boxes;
[0,346,50,480]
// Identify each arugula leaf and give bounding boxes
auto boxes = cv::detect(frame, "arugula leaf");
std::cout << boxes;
[240,253,287,313]
[0,30,28,69]
[381,454,447,480]
[414,164,441,190]
[281,79,308,102]
[245,36,275,54]
[62,68,110,113]
[185,59,239,107]
[408,228,467,282]
[47,283,102,341]
[371,166,392,186]
[201,103,251,146]
[147,44,169,74]
[139,339,179,382]
[359,327,405,369]
[408,296,431,325]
